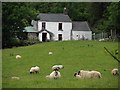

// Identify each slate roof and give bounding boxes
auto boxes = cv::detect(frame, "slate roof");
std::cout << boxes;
[72,21,91,31]
[23,26,38,32]
[37,13,72,22]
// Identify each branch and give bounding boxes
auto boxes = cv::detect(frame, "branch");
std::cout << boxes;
[104,47,120,63]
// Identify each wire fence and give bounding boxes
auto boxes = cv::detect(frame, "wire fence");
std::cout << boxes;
[92,30,118,41]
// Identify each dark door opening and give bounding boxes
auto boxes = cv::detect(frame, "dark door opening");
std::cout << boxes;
[42,33,47,42]
[58,34,62,41]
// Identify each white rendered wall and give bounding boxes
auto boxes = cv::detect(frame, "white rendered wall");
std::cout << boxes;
[38,21,72,41]
[72,31,92,40]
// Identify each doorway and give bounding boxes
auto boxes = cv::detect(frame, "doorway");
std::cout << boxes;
[42,33,47,42]
[58,34,62,41]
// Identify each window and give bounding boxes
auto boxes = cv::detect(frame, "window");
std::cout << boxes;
[58,23,62,30]
[42,22,46,29]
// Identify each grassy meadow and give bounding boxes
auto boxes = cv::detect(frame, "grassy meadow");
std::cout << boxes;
[2,40,119,88]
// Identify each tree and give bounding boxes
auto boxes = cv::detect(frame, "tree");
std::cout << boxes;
[88,2,110,31]
[2,2,39,48]
[95,2,120,37]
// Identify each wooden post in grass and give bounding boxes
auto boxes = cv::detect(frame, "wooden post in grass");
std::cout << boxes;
[104,47,120,63]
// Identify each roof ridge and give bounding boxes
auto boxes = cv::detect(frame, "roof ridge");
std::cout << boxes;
[40,13,65,14]
[72,21,87,23]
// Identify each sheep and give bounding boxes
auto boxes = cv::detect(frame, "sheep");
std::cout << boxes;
[46,71,61,79]
[49,52,53,55]
[111,68,119,75]
[16,55,21,59]
[52,65,64,71]
[78,70,92,78]
[29,66,40,74]
[74,70,102,79]
[99,39,105,42]
[90,71,102,78]
[74,72,81,79]
[11,76,20,80]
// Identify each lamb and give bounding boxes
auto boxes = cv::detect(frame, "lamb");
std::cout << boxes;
[74,70,102,79]
[52,65,64,71]
[111,68,119,75]
[29,66,40,74]
[16,55,21,59]
[46,70,61,79]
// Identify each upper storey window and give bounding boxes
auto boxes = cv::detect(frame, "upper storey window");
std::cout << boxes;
[42,22,46,29]
[58,23,62,31]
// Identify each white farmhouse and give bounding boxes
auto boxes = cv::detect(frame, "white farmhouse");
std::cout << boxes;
[37,13,72,41]
[23,12,92,41]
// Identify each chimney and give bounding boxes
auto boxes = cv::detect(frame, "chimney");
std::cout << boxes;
[63,7,68,15]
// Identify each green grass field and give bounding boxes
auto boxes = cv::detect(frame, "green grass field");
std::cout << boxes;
[2,40,119,88]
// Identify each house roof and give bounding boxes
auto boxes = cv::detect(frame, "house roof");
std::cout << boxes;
[37,13,72,22]
[38,29,54,36]
[23,26,38,32]
[72,21,91,31]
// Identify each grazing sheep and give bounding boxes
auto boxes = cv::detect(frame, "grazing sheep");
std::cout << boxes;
[11,76,20,80]
[99,39,105,42]
[74,72,81,78]
[16,55,21,59]
[78,70,92,78]
[29,66,40,74]
[111,68,119,75]
[52,65,64,71]
[49,52,53,55]
[90,71,102,78]
[74,70,102,79]
[46,71,61,79]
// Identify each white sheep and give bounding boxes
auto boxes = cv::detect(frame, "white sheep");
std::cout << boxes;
[29,66,40,74]
[46,71,61,79]
[99,39,105,42]
[90,71,102,78]
[49,52,53,55]
[52,65,64,71]
[74,70,102,79]
[111,68,119,75]
[11,76,20,80]
[78,70,92,78]
[16,55,21,59]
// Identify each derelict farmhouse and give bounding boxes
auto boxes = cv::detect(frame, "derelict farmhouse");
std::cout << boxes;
[23,9,92,42]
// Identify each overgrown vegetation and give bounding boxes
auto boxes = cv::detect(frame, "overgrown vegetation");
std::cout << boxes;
[2,41,118,88]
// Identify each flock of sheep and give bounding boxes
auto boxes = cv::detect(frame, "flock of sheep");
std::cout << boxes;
[12,54,119,80]
[29,65,119,79]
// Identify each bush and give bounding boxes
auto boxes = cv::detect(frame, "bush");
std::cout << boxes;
[19,39,40,46]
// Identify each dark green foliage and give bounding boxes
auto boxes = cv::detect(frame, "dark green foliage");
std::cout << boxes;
[2,2,39,48]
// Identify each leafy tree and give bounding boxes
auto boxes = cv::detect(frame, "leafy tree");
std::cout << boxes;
[2,2,38,48]
[88,2,110,30]
[95,2,120,37]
